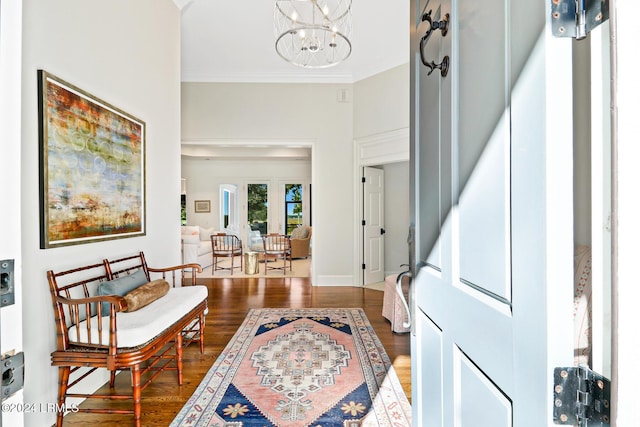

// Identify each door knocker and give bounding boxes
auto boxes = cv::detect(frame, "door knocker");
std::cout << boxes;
[419,10,450,77]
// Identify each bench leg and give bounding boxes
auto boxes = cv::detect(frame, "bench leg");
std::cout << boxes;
[55,367,70,427]
[199,313,205,354]
[109,370,117,388]
[176,332,183,385]
[131,365,142,427]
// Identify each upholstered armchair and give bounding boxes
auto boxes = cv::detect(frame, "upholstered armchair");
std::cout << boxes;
[289,225,312,259]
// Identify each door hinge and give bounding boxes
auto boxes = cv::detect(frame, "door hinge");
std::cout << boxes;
[553,366,611,426]
[362,220,366,226]
[362,264,366,270]
[361,177,366,183]
[551,0,609,40]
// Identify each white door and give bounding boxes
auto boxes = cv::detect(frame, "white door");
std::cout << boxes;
[363,166,385,284]
[410,1,576,425]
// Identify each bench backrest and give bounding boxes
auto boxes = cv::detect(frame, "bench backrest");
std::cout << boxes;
[47,261,112,350]
[47,251,202,351]
[105,251,199,287]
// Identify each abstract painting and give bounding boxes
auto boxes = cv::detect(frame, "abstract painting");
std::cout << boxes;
[38,70,145,248]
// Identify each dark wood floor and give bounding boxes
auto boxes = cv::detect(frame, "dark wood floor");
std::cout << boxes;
[61,276,411,426]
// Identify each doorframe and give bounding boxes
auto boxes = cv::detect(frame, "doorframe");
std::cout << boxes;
[353,128,409,285]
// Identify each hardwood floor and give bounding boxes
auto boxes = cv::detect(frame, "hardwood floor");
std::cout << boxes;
[61,276,411,426]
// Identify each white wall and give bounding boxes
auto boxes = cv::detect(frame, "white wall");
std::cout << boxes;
[21,1,181,426]
[383,162,410,274]
[0,1,24,425]
[353,64,410,283]
[181,82,354,285]
[353,63,409,138]
[181,158,311,240]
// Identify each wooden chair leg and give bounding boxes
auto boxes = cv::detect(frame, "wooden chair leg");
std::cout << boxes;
[131,365,142,427]
[56,366,70,427]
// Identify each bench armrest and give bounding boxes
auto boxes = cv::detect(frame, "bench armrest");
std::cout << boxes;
[55,294,127,311]
[147,263,203,287]
[55,295,125,350]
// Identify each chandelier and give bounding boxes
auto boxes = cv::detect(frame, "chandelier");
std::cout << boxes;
[274,0,353,69]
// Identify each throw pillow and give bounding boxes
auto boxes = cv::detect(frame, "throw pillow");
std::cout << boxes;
[181,226,199,236]
[98,269,148,316]
[291,226,309,239]
[182,234,200,245]
[199,227,216,241]
[123,279,170,312]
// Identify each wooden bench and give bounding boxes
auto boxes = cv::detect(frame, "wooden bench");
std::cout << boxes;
[46,252,207,427]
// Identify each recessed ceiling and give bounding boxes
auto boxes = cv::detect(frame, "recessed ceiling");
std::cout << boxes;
[179,0,409,84]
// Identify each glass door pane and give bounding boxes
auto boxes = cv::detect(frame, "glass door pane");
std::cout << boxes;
[248,183,268,235]
[285,184,303,235]
[220,184,238,231]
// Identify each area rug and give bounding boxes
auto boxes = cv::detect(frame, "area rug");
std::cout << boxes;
[170,308,411,427]
[198,257,311,279]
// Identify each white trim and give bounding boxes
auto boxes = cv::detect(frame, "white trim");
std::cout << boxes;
[181,139,317,285]
[355,128,410,166]
[354,128,410,287]
[181,71,355,85]
[315,275,353,286]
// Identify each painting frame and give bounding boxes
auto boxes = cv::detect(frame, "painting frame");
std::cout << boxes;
[38,70,146,248]
[194,200,211,213]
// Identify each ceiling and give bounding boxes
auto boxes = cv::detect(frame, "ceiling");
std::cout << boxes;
[179,0,409,84]
[177,0,409,160]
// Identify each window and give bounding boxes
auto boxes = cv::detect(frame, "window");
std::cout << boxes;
[248,183,268,235]
[284,184,303,235]
[180,194,186,225]
[220,184,238,231]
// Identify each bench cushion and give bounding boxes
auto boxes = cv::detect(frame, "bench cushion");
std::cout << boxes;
[69,286,208,348]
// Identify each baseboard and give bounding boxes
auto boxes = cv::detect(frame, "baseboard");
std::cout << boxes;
[314,275,354,286]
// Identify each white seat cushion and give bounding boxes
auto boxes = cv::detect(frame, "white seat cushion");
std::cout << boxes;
[68,286,208,348]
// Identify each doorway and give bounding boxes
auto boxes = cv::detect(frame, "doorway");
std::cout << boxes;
[355,129,410,286]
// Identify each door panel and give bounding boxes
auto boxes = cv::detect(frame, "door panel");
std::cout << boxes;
[457,348,512,426]
[414,310,443,427]
[457,0,510,300]
[363,166,385,284]
[416,0,446,270]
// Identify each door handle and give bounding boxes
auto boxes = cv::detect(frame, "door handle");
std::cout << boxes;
[395,268,412,329]
[380,228,386,235]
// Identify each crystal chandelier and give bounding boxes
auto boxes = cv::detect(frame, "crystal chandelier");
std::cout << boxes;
[274,0,352,69]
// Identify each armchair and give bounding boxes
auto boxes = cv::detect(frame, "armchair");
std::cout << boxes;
[290,225,312,258]
[262,234,292,275]
[211,233,243,275]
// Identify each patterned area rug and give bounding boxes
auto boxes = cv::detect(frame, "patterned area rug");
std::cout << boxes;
[171,308,411,427]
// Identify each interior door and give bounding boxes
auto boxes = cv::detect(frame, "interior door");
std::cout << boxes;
[409,1,576,425]
[363,166,385,284]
